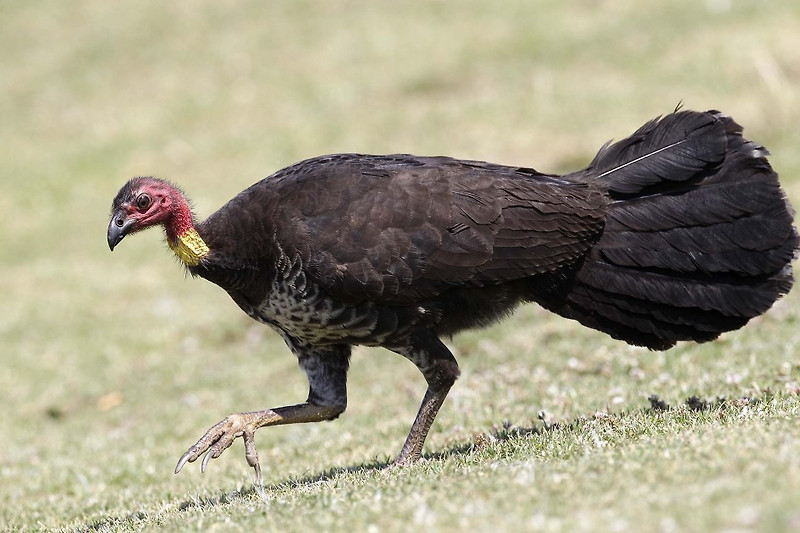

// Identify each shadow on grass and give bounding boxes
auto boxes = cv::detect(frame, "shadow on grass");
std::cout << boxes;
[77,418,561,531]
[78,459,394,531]
[77,391,773,531]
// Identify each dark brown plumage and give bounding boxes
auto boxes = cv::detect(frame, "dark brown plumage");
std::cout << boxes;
[107,110,798,481]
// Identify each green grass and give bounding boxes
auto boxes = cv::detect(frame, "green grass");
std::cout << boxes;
[2,1,800,531]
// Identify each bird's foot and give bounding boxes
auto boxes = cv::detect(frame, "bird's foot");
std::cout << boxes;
[391,446,422,468]
[388,455,419,470]
[173,403,342,482]
[175,411,272,484]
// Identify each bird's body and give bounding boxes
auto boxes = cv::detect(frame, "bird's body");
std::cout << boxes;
[190,154,606,347]
[108,110,798,480]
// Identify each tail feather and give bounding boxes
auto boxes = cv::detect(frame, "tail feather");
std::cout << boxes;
[587,111,726,195]
[578,261,790,318]
[566,285,743,349]
[602,211,794,275]
[557,110,798,349]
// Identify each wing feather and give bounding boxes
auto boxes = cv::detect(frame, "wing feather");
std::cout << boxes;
[261,154,606,304]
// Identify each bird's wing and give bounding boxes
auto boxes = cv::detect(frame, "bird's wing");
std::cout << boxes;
[269,154,606,305]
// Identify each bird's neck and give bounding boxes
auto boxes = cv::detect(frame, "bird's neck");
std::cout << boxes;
[168,228,209,266]
[165,195,209,267]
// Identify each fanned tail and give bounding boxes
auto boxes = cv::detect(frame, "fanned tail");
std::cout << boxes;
[555,110,798,349]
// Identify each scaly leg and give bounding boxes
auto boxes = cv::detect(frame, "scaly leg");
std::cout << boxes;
[175,342,350,482]
[390,330,461,465]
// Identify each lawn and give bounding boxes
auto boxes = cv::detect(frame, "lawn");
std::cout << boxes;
[1,1,799,531]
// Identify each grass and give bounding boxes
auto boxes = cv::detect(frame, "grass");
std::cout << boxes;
[1,1,800,531]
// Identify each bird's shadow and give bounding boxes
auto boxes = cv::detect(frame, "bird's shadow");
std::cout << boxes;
[78,420,544,531]
[78,392,754,531]
[183,413,564,504]
[176,415,561,511]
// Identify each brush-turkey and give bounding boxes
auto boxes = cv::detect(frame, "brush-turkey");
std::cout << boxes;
[107,110,797,482]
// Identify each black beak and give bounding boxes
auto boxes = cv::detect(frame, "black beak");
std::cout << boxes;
[107,212,136,251]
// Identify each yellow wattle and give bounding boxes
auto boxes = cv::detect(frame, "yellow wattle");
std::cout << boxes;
[168,228,209,266]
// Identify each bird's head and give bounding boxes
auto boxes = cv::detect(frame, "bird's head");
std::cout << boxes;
[108,177,208,265]
[107,177,184,249]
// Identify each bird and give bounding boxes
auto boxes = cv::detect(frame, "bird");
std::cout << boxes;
[107,110,798,482]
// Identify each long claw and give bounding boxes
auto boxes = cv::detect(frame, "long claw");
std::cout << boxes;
[174,450,193,474]
[201,450,213,473]
[253,461,263,485]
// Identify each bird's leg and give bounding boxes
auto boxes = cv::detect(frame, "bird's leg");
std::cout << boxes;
[390,330,461,465]
[175,343,351,482]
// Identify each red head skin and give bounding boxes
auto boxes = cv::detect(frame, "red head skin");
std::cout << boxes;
[108,177,196,250]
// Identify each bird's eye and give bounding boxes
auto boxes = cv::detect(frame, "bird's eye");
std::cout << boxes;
[136,194,151,211]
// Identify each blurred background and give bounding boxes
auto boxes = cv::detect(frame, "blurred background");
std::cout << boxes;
[1,1,798,529]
